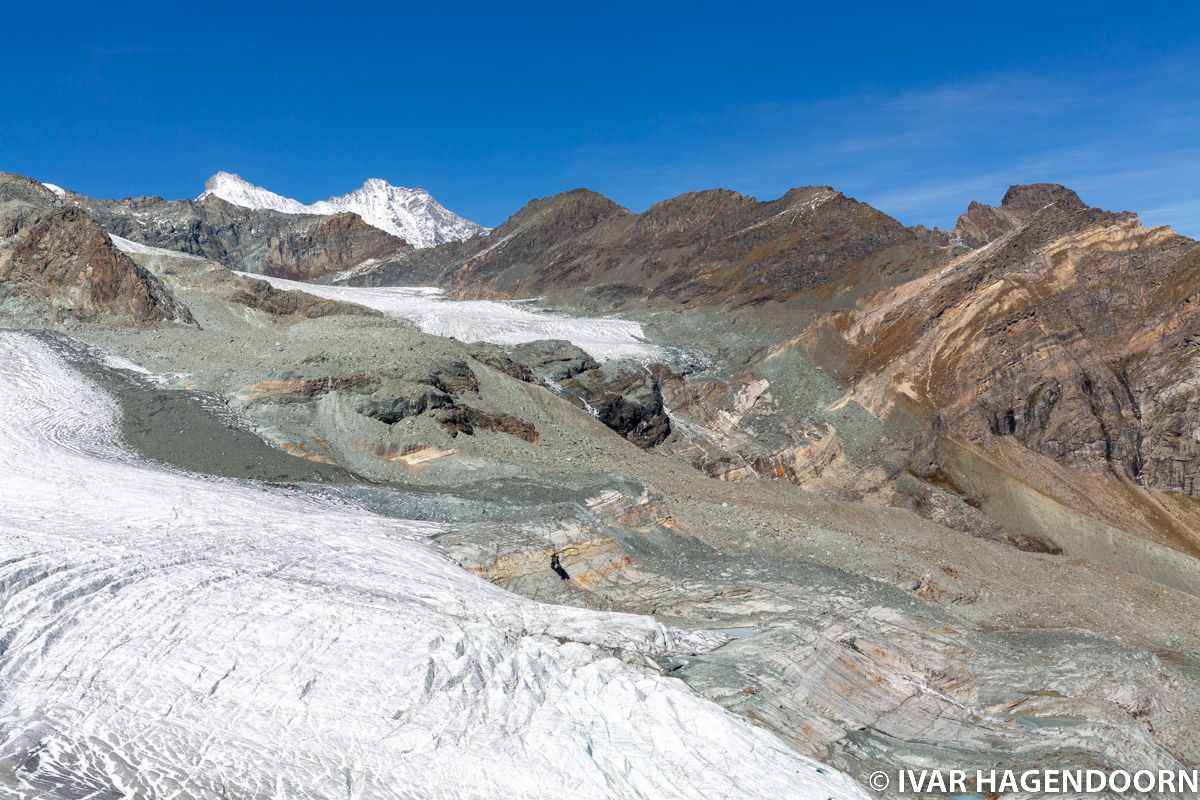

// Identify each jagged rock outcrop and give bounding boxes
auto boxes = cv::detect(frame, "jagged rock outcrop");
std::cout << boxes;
[558,360,671,448]
[237,359,539,447]
[0,173,190,323]
[466,339,666,447]
[231,276,381,318]
[506,339,599,382]
[953,183,1086,247]
[77,193,412,282]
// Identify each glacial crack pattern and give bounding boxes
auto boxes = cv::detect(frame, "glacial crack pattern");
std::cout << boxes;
[0,332,865,800]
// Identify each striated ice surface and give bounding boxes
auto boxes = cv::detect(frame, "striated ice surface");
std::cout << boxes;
[199,172,487,248]
[0,332,866,800]
[241,272,674,362]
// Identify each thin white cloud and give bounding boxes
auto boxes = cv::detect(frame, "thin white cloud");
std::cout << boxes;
[555,54,1200,236]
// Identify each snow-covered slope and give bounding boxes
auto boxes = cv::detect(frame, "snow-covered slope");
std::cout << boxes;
[0,331,867,800]
[199,171,487,248]
[241,272,674,362]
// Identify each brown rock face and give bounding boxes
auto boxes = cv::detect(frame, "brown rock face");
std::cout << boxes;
[0,174,189,323]
[953,183,1087,247]
[358,186,937,309]
[258,211,406,281]
[818,185,1200,552]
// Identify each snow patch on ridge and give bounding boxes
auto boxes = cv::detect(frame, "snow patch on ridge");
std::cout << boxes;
[110,233,204,260]
[0,331,868,800]
[200,171,487,248]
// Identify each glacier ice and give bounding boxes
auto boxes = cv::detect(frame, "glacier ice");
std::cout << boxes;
[0,332,866,799]
[241,273,674,363]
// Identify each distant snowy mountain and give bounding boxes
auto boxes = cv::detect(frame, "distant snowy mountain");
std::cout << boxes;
[199,172,487,248]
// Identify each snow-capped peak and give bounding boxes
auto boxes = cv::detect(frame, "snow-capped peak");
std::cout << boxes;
[200,171,309,215]
[198,172,487,248]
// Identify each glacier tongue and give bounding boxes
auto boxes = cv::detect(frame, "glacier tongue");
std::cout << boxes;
[199,171,487,248]
[240,272,674,362]
[0,331,867,800]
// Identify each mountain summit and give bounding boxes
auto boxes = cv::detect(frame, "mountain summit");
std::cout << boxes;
[198,172,487,248]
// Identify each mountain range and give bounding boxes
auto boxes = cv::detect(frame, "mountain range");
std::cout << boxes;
[3,167,1200,797]
[52,172,1200,564]
[200,171,487,248]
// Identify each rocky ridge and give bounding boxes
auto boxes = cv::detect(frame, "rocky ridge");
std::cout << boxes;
[0,172,190,324]
[76,192,413,282]
[351,185,940,310]
[808,184,1200,559]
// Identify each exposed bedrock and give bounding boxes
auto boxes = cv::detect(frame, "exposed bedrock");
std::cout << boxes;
[556,360,671,448]
[0,173,190,323]
[812,185,1200,560]
[78,193,412,282]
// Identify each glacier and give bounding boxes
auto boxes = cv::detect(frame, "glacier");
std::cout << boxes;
[199,172,487,248]
[240,273,676,363]
[0,332,867,800]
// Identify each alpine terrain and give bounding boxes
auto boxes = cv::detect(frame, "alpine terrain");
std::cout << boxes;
[2,167,1199,800]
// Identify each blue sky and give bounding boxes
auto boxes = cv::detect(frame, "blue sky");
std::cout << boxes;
[5,2,1199,234]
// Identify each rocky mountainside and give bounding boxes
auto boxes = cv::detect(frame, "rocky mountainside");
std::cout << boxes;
[77,192,413,282]
[4,168,1200,796]
[69,173,1200,567]
[810,183,1200,559]
[335,176,1200,584]
[0,172,189,323]
[353,186,943,309]
[200,171,487,247]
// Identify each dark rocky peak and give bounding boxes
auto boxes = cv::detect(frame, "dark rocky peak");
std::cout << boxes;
[639,188,750,219]
[954,201,1021,248]
[774,185,839,205]
[1000,183,1085,217]
[760,187,914,238]
[631,189,754,241]
[630,186,900,248]
[494,189,627,237]
[954,184,1089,249]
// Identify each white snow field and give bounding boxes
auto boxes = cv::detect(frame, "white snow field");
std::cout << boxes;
[0,332,867,800]
[240,272,672,362]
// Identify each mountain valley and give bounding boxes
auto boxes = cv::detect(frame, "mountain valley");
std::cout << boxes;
[3,168,1200,799]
